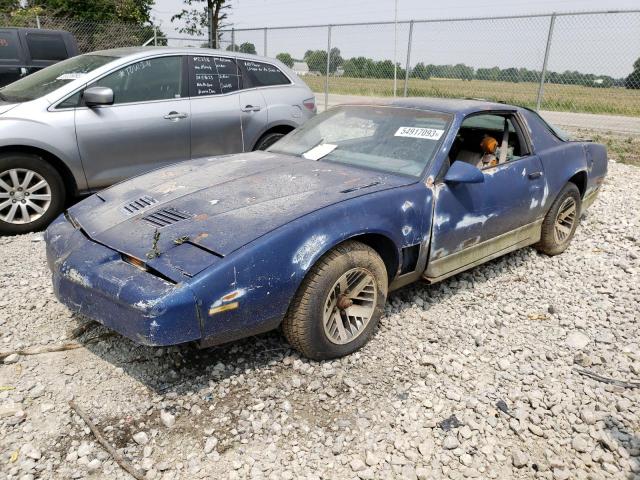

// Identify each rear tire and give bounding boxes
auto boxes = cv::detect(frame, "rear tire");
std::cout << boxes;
[535,182,581,256]
[254,132,285,151]
[0,153,66,235]
[282,241,388,360]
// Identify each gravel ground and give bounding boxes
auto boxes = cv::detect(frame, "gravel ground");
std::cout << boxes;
[1,159,639,480]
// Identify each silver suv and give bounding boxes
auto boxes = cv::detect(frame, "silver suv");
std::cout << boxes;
[0,47,316,235]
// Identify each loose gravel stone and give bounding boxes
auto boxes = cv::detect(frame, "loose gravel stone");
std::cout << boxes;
[0,154,638,479]
[132,432,149,445]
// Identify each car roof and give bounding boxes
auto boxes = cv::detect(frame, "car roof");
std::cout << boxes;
[0,27,73,36]
[89,46,282,64]
[337,97,520,115]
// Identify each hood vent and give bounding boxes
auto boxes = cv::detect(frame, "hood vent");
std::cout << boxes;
[122,195,157,215]
[142,208,191,228]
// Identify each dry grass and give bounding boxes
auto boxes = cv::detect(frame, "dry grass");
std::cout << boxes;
[304,76,640,117]
[566,128,640,168]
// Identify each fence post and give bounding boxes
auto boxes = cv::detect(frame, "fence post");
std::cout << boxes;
[403,20,414,97]
[35,14,41,29]
[231,28,235,51]
[325,25,332,110]
[264,27,268,56]
[536,13,556,111]
[153,26,158,46]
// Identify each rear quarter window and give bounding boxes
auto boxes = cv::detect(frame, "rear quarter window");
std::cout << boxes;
[239,60,291,88]
[0,31,20,61]
[26,33,68,61]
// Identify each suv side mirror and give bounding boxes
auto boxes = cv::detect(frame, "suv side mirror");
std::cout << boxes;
[84,86,114,107]
[444,161,484,184]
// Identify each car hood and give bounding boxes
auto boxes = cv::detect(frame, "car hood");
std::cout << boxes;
[0,101,19,115]
[69,151,414,274]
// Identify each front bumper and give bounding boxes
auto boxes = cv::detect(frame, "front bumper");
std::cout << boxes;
[45,215,202,346]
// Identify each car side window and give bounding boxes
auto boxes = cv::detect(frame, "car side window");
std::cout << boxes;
[451,113,529,170]
[26,33,68,61]
[0,31,20,62]
[189,56,241,96]
[239,60,291,88]
[91,56,183,105]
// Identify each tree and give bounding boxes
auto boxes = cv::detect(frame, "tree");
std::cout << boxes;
[625,57,640,89]
[276,52,294,68]
[0,0,20,13]
[172,0,230,48]
[305,48,342,75]
[411,62,430,80]
[238,42,256,54]
[25,0,154,23]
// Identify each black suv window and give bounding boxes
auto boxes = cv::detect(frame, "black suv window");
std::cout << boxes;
[26,33,68,61]
[190,56,240,96]
[0,31,20,61]
[239,60,291,88]
[93,56,184,104]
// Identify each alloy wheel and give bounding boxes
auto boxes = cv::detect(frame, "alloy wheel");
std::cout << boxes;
[0,168,52,224]
[553,196,577,244]
[323,267,377,345]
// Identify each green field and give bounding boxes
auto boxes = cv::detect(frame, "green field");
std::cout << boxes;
[304,76,640,117]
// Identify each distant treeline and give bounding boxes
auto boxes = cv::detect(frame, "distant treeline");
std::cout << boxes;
[289,48,637,89]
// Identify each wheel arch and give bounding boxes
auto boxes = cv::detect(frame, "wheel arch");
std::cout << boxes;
[0,145,79,197]
[251,123,296,150]
[568,170,587,199]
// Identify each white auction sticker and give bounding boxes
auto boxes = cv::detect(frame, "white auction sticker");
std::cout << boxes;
[394,126,444,140]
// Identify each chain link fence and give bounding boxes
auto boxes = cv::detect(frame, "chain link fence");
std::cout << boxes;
[2,10,639,116]
[0,13,158,52]
[226,10,640,116]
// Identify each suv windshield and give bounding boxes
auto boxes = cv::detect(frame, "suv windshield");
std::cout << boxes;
[0,54,116,103]
[269,105,452,177]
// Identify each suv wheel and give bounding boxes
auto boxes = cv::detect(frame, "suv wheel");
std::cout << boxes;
[254,132,285,151]
[0,153,66,235]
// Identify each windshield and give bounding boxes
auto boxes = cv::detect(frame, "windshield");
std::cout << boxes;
[0,54,116,103]
[269,106,452,177]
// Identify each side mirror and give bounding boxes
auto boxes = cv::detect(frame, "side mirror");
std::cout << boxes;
[84,86,114,107]
[444,161,484,184]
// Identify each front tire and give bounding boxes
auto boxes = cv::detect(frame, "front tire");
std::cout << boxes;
[535,182,581,256]
[282,241,388,360]
[0,153,66,235]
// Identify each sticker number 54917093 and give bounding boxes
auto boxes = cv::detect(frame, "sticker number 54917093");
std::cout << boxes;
[394,126,445,140]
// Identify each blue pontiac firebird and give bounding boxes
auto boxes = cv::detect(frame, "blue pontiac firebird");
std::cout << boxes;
[45,99,607,360]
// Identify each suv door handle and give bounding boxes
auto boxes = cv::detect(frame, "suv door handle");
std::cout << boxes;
[242,105,261,112]
[528,171,543,180]
[163,111,188,121]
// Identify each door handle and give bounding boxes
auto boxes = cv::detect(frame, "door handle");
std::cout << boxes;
[242,105,261,112]
[528,171,543,180]
[163,111,188,121]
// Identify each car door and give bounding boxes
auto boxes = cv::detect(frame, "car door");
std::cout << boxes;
[426,112,547,279]
[188,55,243,159]
[75,55,190,189]
[237,59,289,150]
[0,29,24,87]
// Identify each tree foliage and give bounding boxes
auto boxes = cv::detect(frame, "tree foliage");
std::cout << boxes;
[172,0,229,48]
[276,52,294,68]
[20,0,154,23]
[304,48,342,75]
[625,57,640,89]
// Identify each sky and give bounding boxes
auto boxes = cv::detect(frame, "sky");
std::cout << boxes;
[150,0,640,77]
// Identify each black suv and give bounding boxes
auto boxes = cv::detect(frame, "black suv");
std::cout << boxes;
[0,27,79,87]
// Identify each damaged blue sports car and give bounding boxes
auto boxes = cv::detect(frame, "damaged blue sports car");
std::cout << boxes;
[45,99,607,359]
